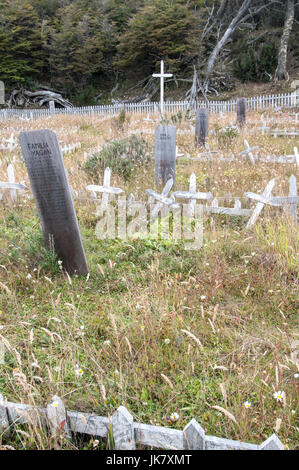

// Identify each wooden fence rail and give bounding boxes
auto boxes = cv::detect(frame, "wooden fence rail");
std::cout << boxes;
[0,92,298,120]
[0,394,284,450]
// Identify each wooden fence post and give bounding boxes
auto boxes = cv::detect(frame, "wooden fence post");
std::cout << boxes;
[287,174,297,223]
[246,178,275,229]
[112,406,136,450]
[0,394,9,434]
[195,108,209,147]
[183,419,205,450]
[259,434,284,450]
[237,98,246,127]
[46,395,71,439]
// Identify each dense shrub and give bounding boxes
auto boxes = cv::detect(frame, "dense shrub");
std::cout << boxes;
[234,42,278,83]
[84,134,151,181]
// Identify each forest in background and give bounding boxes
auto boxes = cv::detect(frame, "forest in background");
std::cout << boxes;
[0,0,298,106]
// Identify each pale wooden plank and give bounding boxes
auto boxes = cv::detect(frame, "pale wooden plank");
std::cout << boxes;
[183,419,205,450]
[246,179,275,229]
[259,434,284,450]
[134,422,184,450]
[0,182,26,190]
[6,401,47,427]
[205,435,259,450]
[68,410,109,437]
[0,394,9,433]
[288,174,297,223]
[46,395,71,438]
[112,406,136,450]
[86,185,123,195]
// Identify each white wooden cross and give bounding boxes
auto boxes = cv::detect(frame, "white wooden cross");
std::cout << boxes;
[144,113,153,123]
[1,133,18,152]
[286,174,298,223]
[152,60,173,114]
[146,178,179,222]
[0,164,26,203]
[7,164,16,202]
[173,173,212,216]
[86,167,124,208]
[240,140,259,164]
[0,341,5,365]
[260,122,270,135]
[246,175,298,225]
[204,198,251,217]
[294,147,299,166]
[245,178,276,229]
[176,146,184,158]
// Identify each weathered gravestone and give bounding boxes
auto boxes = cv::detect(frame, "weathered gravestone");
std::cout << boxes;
[19,130,88,275]
[195,108,209,147]
[237,98,246,127]
[0,81,4,105]
[49,101,55,116]
[155,125,176,187]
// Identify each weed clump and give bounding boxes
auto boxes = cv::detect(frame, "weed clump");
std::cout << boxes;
[84,134,151,181]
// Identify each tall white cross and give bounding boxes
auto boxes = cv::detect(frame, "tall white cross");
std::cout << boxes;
[152,60,172,114]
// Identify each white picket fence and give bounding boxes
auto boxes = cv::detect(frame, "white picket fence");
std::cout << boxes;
[0,92,298,120]
[0,395,284,450]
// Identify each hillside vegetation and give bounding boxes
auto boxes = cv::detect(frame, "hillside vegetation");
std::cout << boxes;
[0,0,298,105]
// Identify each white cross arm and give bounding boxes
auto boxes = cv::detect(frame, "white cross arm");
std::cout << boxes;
[240,146,259,156]
[86,185,123,195]
[245,192,299,206]
[0,182,26,190]
[146,189,179,208]
[173,191,213,200]
[152,73,173,78]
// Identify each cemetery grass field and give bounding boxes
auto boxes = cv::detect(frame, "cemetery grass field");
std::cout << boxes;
[0,110,298,449]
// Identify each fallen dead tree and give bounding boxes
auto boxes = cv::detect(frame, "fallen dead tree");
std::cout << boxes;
[8,89,73,108]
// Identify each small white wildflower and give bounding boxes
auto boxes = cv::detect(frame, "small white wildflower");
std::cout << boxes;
[164,338,170,344]
[26,274,32,280]
[75,367,84,377]
[243,401,252,409]
[31,361,38,368]
[104,340,111,346]
[294,373,299,379]
[170,412,179,423]
[93,439,99,448]
[273,391,285,403]
[200,295,206,300]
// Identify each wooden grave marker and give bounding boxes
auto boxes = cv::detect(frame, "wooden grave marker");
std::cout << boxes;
[19,129,88,275]
[154,124,176,187]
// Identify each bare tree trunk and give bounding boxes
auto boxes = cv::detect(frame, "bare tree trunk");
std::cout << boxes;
[202,0,279,92]
[274,0,294,82]
[203,0,252,91]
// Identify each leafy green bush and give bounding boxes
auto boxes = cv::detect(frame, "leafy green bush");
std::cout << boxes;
[234,42,277,83]
[214,124,239,150]
[171,111,183,124]
[84,134,152,181]
[234,47,257,82]
[111,109,129,133]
